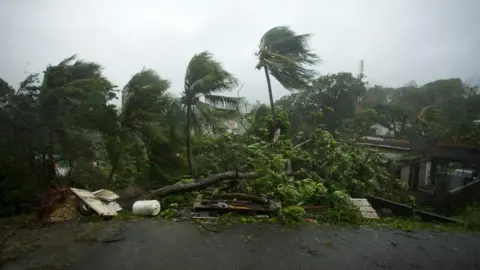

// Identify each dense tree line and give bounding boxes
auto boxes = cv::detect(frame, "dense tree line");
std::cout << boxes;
[1,25,478,218]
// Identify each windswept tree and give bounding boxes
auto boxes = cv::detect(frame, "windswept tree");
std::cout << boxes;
[255,26,319,127]
[0,55,117,211]
[182,51,239,177]
[107,69,185,187]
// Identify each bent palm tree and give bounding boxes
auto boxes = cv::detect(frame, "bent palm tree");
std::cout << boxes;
[107,69,185,185]
[183,51,238,177]
[255,26,319,128]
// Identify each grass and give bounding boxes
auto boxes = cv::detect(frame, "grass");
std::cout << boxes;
[362,217,475,232]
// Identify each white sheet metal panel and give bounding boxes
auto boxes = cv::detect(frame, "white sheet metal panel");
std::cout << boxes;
[92,189,120,201]
[70,188,118,216]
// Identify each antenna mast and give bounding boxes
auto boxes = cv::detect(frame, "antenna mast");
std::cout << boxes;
[356,60,364,114]
[359,59,364,79]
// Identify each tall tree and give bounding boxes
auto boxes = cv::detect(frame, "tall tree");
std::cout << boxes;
[0,56,117,212]
[276,72,365,136]
[106,69,185,187]
[255,26,319,129]
[182,51,238,177]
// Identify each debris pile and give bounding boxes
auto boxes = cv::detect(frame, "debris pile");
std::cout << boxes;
[192,194,281,219]
[47,194,79,222]
[350,198,380,219]
[37,185,78,222]
[70,188,122,218]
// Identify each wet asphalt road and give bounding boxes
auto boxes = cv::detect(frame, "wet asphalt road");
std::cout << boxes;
[5,220,480,270]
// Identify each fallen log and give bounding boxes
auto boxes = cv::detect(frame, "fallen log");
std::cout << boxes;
[150,171,260,197]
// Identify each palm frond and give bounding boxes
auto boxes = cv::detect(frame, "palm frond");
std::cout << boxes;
[122,69,170,107]
[190,101,236,132]
[257,26,319,90]
[58,55,78,66]
[184,51,237,96]
[121,70,174,134]
[204,94,241,108]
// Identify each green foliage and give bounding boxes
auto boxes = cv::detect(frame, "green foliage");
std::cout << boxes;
[107,68,186,188]
[2,33,478,228]
[186,112,411,225]
[0,56,121,215]
[280,206,306,226]
[182,51,239,176]
[364,216,476,232]
[361,79,480,143]
[459,202,480,230]
[256,26,319,90]
[182,51,239,131]
[247,105,291,140]
[276,72,367,137]
[315,191,362,224]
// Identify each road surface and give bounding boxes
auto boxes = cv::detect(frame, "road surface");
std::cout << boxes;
[3,220,480,270]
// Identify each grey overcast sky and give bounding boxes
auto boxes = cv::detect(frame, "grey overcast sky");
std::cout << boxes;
[1,0,479,104]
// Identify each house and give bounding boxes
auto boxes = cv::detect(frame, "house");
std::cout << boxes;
[369,123,404,137]
[358,137,431,189]
[369,124,395,137]
[361,134,480,215]
[222,119,239,134]
[408,137,480,215]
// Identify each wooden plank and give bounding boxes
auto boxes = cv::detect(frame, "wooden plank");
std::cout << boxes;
[192,201,275,214]
[70,188,118,216]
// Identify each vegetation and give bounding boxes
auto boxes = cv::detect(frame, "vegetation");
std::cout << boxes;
[182,52,239,177]
[256,26,319,129]
[1,25,479,230]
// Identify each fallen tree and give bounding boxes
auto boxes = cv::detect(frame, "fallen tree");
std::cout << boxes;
[151,171,259,197]
[112,112,413,225]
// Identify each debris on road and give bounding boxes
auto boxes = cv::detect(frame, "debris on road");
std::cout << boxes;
[70,188,122,217]
[191,196,280,219]
[350,198,380,219]
[132,200,161,216]
[91,189,119,202]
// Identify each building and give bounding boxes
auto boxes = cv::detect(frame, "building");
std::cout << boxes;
[359,137,431,189]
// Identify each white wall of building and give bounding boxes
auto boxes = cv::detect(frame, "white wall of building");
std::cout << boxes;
[370,124,394,137]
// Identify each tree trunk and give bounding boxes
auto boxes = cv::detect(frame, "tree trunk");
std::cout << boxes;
[106,136,123,187]
[186,104,195,178]
[151,171,259,197]
[150,170,298,198]
[263,66,277,131]
[107,154,121,187]
[45,132,56,185]
[391,118,397,136]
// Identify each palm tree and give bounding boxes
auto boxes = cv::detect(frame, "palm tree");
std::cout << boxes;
[182,51,238,177]
[107,69,185,186]
[255,26,319,128]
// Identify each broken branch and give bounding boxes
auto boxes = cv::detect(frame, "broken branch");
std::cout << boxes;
[151,171,260,197]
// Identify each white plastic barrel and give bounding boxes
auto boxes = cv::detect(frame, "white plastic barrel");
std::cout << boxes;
[132,200,161,216]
